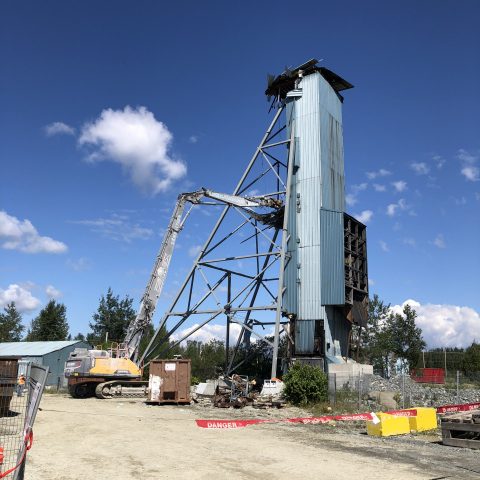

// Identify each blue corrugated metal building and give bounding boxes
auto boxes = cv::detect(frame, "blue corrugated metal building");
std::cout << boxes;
[268,61,369,368]
[0,341,90,387]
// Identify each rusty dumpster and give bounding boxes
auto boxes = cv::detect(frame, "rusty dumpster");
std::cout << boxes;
[147,359,191,404]
[0,358,19,416]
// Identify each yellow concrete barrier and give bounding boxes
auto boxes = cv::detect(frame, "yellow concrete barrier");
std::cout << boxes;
[367,412,411,437]
[407,407,437,432]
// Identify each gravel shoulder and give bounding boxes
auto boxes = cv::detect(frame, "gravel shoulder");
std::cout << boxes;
[26,394,480,480]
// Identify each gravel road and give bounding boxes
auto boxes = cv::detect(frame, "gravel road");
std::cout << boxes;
[25,394,480,480]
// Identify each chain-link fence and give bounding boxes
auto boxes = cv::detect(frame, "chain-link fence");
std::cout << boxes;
[0,360,48,479]
[328,370,480,412]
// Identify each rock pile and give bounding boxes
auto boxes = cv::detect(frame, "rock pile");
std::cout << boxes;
[368,374,480,408]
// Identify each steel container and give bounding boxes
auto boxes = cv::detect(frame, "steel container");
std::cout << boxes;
[147,359,191,404]
[0,357,19,416]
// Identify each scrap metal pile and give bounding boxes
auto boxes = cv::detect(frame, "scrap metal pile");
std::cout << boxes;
[195,376,286,409]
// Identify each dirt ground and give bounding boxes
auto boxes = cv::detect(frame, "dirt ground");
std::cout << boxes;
[26,394,480,480]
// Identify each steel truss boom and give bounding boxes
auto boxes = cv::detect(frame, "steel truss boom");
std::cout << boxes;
[139,105,294,379]
[123,187,284,362]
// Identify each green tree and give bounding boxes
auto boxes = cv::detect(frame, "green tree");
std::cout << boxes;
[463,342,480,376]
[359,294,393,376]
[0,302,25,342]
[74,332,86,341]
[26,300,69,341]
[388,304,426,373]
[87,288,136,345]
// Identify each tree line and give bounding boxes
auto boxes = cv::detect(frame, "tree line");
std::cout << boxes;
[1,290,480,379]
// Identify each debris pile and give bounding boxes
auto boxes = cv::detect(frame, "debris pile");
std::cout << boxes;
[194,377,285,409]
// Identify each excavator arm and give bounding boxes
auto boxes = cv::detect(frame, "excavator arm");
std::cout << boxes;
[123,188,282,363]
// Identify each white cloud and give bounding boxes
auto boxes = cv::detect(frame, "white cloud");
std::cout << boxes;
[352,183,368,193]
[432,154,445,169]
[392,180,407,192]
[373,184,386,192]
[386,198,411,217]
[0,210,67,254]
[410,162,430,175]
[386,203,398,216]
[44,121,75,136]
[403,237,416,247]
[391,300,480,349]
[345,194,357,206]
[0,284,41,312]
[379,240,389,252]
[457,149,478,164]
[461,166,479,182]
[457,149,479,182]
[346,183,368,206]
[71,213,153,243]
[354,210,373,224]
[45,285,62,299]
[188,135,199,144]
[79,106,187,194]
[188,245,202,257]
[366,169,391,180]
[66,257,92,271]
[172,322,243,344]
[433,234,446,249]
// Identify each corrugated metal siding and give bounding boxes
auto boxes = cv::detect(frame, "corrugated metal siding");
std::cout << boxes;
[320,209,345,305]
[0,341,88,356]
[283,72,348,357]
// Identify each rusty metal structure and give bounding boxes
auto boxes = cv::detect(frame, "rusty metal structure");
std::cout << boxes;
[140,59,368,377]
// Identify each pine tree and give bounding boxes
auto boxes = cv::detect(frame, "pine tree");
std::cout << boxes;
[463,342,480,375]
[0,302,25,342]
[87,288,136,345]
[26,300,69,341]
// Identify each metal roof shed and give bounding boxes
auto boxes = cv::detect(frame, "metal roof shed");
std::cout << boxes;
[0,341,90,387]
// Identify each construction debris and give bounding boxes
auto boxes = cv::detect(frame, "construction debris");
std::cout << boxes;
[441,409,480,449]
[194,376,286,409]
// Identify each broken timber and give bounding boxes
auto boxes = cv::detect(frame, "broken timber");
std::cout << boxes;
[441,409,480,449]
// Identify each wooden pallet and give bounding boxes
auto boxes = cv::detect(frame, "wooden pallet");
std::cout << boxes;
[441,409,480,449]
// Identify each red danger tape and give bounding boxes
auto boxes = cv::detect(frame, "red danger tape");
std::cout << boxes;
[436,401,480,414]
[195,419,272,429]
[195,409,417,429]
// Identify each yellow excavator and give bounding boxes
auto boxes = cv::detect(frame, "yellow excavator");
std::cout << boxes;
[64,188,283,398]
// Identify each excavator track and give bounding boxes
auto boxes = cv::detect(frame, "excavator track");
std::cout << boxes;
[95,380,148,399]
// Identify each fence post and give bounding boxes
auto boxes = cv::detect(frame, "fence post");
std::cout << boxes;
[402,373,405,409]
[334,373,337,406]
[456,370,460,403]
[358,372,362,411]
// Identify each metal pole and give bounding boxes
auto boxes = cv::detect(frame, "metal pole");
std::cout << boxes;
[271,125,295,379]
[456,370,460,403]
[334,373,337,406]
[444,348,447,378]
[358,373,362,411]
[402,374,405,409]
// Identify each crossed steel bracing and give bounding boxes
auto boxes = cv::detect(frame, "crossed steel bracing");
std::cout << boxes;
[141,106,294,378]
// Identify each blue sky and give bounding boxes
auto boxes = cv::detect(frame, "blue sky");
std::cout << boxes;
[1,1,479,348]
